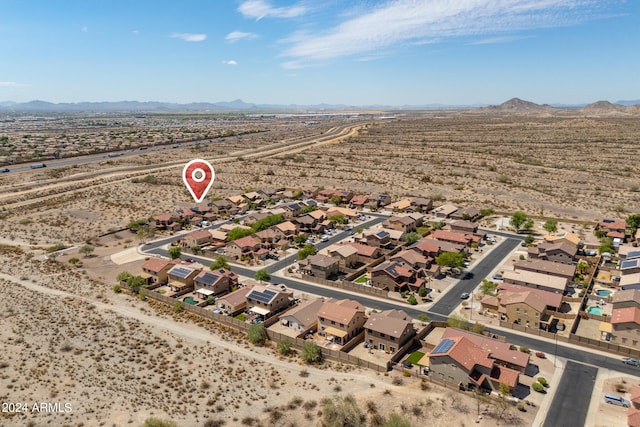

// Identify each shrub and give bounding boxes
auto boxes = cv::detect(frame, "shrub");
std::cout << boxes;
[172,302,184,313]
[113,284,122,293]
[519,346,530,353]
[537,377,548,387]
[247,323,267,346]
[532,382,545,393]
[407,295,417,305]
[517,403,526,412]
[301,341,322,364]
[142,418,178,427]
[278,340,292,355]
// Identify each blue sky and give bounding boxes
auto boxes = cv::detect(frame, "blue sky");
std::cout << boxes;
[1,0,638,105]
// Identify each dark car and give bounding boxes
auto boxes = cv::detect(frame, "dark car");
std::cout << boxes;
[0,168,9,173]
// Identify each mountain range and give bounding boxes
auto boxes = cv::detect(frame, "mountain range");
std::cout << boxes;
[0,98,638,113]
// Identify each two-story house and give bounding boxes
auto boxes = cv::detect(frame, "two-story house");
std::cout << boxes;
[365,309,415,354]
[317,299,365,345]
[194,268,238,300]
[246,284,293,319]
[299,254,339,280]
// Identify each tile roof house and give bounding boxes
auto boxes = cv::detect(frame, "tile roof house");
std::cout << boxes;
[450,220,479,234]
[514,259,576,280]
[317,299,366,345]
[450,207,481,221]
[299,254,340,280]
[279,297,325,335]
[361,229,392,247]
[383,215,417,233]
[498,291,553,330]
[226,235,262,260]
[246,284,293,319]
[365,309,416,354]
[327,244,359,269]
[167,264,202,292]
[502,269,568,294]
[543,232,582,247]
[386,199,412,212]
[371,261,424,292]
[140,258,179,286]
[182,229,214,248]
[391,249,430,271]
[430,229,479,246]
[599,219,627,234]
[349,195,369,208]
[621,272,640,291]
[495,283,563,311]
[427,333,522,392]
[151,213,180,231]
[275,220,299,236]
[410,197,433,213]
[628,386,640,427]
[194,268,238,300]
[442,328,530,372]
[528,242,577,264]
[215,285,253,316]
[336,242,381,260]
[432,204,458,218]
[412,239,442,257]
[611,306,640,348]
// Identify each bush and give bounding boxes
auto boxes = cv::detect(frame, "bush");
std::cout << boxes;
[113,284,122,293]
[519,346,530,353]
[532,382,545,393]
[382,413,413,427]
[407,295,417,305]
[301,341,322,364]
[172,302,184,313]
[142,418,178,427]
[537,377,548,387]
[278,340,292,355]
[247,323,267,345]
[517,403,526,412]
[321,395,365,427]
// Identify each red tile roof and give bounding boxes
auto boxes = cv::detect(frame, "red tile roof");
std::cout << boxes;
[442,328,529,369]
[232,235,261,248]
[611,307,640,325]
[338,242,378,258]
[142,258,172,273]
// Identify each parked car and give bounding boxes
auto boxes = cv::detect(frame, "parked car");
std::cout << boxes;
[535,352,546,359]
[486,237,496,243]
[0,168,10,173]
[460,292,470,300]
[622,357,640,367]
[492,273,503,281]
[320,236,329,242]
[605,393,631,407]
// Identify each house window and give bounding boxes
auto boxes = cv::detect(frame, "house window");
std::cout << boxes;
[622,337,628,344]
[379,344,386,351]
[535,323,539,328]
[515,308,520,314]
[634,340,638,346]
[612,335,617,341]
[524,310,528,316]
[535,312,540,318]
[319,317,325,322]
[381,333,386,338]
[340,323,344,327]
[390,337,395,341]
[331,321,335,325]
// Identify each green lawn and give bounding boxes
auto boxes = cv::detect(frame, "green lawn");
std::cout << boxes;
[354,274,368,284]
[235,313,247,321]
[406,351,425,365]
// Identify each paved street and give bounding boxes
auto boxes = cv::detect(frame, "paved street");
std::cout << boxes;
[543,361,597,427]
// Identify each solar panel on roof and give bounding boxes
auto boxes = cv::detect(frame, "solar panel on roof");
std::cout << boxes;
[621,260,639,269]
[628,251,640,260]
[376,231,390,238]
[171,267,192,279]
[432,339,455,354]
[197,272,220,286]
[249,288,278,303]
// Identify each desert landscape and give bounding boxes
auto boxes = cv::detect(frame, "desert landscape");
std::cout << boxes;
[1,100,639,426]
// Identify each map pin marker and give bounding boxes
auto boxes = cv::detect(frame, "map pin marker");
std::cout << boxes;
[182,159,215,203]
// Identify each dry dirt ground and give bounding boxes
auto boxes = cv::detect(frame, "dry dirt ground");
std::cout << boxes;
[1,110,638,426]
[0,246,534,427]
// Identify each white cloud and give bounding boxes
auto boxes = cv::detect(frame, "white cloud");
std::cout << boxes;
[170,32,207,42]
[280,0,616,67]
[0,81,24,87]
[238,0,306,20]
[470,35,532,45]
[225,31,258,43]
[222,60,238,65]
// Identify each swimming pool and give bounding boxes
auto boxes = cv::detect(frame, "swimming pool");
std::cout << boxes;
[183,296,198,305]
[587,306,603,316]
[596,290,612,297]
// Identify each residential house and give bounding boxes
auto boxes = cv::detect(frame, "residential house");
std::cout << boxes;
[491,283,563,313]
[364,194,390,210]
[211,199,234,215]
[450,207,482,221]
[140,258,177,286]
[621,258,640,276]
[365,309,416,354]
[502,270,568,294]
[243,212,270,227]
[295,214,320,233]
[326,206,358,220]
[543,232,582,248]
[208,230,228,246]
[182,229,213,249]
[275,220,299,237]
[279,297,324,335]
[307,209,327,222]
[499,290,552,329]
[254,227,283,246]
[450,220,479,234]
[618,246,640,261]
[432,204,458,218]
[383,216,417,233]
[514,259,576,281]
[226,235,263,260]
[410,197,433,213]
[194,268,238,300]
[427,336,521,392]
[628,385,640,427]
[246,284,293,319]
[317,299,366,345]
[621,273,640,291]
[442,328,530,373]
[599,219,627,239]
[336,242,382,262]
[362,229,392,248]
[303,188,319,199]
[430,229,479,247]
[370,261,424,292]
[150,213,181,231]
[327,244,359,269]
[336,190,354,204]
[167,264,202,292]
[227,195,245,207]
[412,239,441,258]
[391,249,430,271]
[386,199,412,212]
[175,208,196,223]
[612,289,640,310]
[299,254,340,280]
[349,195,369,209]
[283,202,303,218]
[611,306,640,348]
[528,242,577,264]
[316,189,339,203]
[215,285,253,316]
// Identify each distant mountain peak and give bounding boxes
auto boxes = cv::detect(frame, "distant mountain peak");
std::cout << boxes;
[498,98,543,110]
